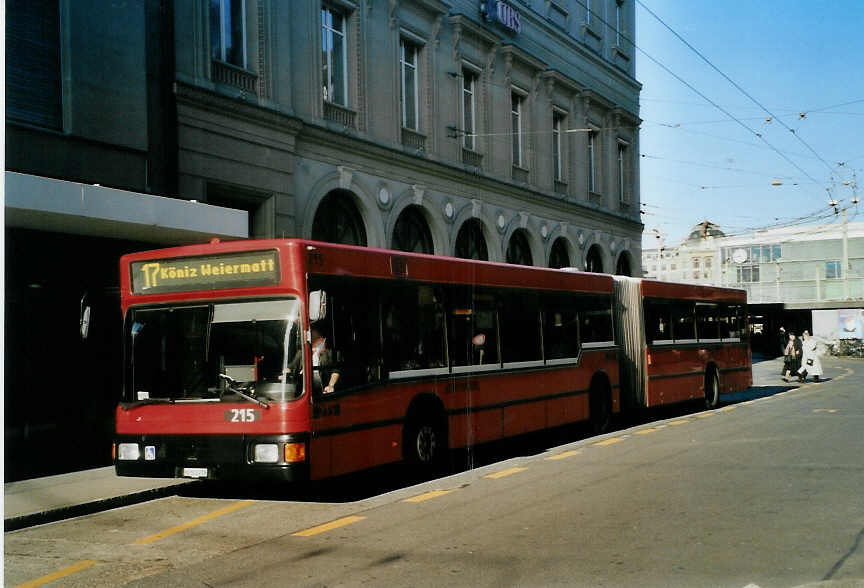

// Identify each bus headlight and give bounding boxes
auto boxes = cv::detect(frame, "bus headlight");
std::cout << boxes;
[118,443,141,460]
[253,444,279,463]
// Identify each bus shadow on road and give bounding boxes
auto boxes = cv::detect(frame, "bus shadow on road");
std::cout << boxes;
[721,384,800,405]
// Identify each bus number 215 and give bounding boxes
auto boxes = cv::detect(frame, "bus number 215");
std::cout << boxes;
[225,409,260,423]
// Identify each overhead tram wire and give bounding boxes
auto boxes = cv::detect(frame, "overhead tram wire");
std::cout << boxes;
[573,0,831,203]
[635,0,840,180]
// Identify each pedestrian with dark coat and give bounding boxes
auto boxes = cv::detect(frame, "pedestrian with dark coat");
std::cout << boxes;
[782,333,801,382]
[778,326,787,373]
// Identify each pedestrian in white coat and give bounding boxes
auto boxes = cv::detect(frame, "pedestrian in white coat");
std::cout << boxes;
[798,330,823,382]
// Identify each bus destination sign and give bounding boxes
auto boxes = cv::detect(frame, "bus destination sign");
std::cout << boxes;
[131,250,280,294]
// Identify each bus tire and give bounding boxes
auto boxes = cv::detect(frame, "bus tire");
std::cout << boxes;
[704,368,720,410]
[403,413,447,476]
[589,377,612,435]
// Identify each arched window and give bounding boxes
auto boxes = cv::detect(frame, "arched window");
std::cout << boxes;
[615,252,632,276]
[549,237,570,269]
[585,244,604,273]
[312,190,367,246]
[454,219,488,260]
[392,206,434,254]
[506,229,533,266]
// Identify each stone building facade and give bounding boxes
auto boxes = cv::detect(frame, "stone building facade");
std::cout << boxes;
[172,0,643,272]
[5,0,641,479]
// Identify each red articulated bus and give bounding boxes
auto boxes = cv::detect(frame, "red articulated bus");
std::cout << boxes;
[613,277,752,413]
[113,239,749,482]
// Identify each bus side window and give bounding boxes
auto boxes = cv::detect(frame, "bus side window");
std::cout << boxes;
[383,285,446,374]
[717,304,731,339]
[580,295,614,346]
[696,303,719,341]
[311,277,382,392]
[644,300,672,344]
[447,288,499,368]
[542,294,579,360]
[671,301,696,342]
[500,292,542,364]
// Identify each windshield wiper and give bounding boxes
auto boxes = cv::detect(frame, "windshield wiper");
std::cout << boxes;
[218,373,270,409]
[121,397,175,411]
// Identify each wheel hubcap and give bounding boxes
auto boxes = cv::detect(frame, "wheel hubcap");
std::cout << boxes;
[416,425,437,463]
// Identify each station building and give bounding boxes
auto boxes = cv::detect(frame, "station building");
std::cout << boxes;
[6,0,642,479]
[642,219,864,354]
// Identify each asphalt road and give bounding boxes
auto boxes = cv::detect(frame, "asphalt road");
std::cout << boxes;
[5,358,864,588]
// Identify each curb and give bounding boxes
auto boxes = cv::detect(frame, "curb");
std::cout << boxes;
[4,482,193,532]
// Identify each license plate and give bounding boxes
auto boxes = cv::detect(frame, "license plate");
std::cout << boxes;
[182,467,208,479]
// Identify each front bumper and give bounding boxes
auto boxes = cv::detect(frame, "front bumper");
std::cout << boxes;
[114,433,309,482]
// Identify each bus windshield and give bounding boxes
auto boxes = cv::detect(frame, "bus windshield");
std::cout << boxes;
[125,299,303,403]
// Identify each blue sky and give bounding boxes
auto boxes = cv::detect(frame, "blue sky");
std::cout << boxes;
[635,0,864,248]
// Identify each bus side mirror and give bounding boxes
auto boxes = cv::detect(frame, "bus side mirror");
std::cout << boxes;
[80,293,91,341]
[309,290,327,322]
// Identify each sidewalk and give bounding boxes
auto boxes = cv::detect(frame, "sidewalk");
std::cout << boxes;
[4,466,191,531]
[0,355,798,532]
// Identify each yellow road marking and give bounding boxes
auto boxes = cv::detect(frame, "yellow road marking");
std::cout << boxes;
[16,560,97,588]
[133,500,254,545]
[594,437,625,446]
[484,467,528,479]
[293,515,367,537]
[813,409,838,414]
[403,489,453,503]
[696,413,714,419]
[546,450,582,460]
[668,420,689,426]
[718,406,737,412]
[635,428,659,435]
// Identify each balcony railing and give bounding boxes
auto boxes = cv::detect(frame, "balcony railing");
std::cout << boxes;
[512,166,529,183]
[323,102,357,128]
[462,148,483,169]
[401,128,426,152]
[212,60,257,93]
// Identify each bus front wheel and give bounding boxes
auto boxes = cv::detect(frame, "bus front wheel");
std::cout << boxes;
[404,417,447,475]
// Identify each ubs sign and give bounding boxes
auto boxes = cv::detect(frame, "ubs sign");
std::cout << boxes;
[481,0,522,34]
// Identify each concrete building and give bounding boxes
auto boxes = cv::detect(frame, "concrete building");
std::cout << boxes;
[6,0,642,479]
[642,218,864,353]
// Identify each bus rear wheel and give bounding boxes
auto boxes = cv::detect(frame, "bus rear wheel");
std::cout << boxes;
[704,369,720,410]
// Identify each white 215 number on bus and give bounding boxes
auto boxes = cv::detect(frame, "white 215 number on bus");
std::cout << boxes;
[225,409,260,422]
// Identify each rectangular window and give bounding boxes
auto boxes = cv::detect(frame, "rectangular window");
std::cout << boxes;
[462,70,476,150]
[615,0,623,45]
[644,300,672,344]
[588,131,598,193]
[826,260,843,279]
[500,293,542,365]
[617,142,629,203]
[542,295,580,361]
[671,302,696,342]
[511,92,523,167]
[750,246,761,263]
[7,0,63,129]
[321,7,347,106]
[696,303,719,341]
[400,39,419,131]
[383,284,447,377]
[580,296,614,346]
[448,289,499,371]
[736,264,760,283]
[772,244,782,260]
[585,0,592,25]
[210,0,246,67]
[552,112,564,180]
